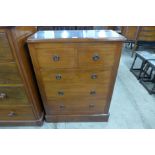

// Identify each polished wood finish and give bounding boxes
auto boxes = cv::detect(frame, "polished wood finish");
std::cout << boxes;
[36,47,76,69]
[0,86,28,105]
[0,27,44,126]
[45,114,109,122]
[37,26,94,31]
[46,98,108,115]
[122,26,155,56]
[121,26,138,41]
[27,30,126,122]
[122,26,155,42]
[41,69,111,84]
[27,30,125,42]
[0,105,35,120]
[136,26,155,41]
[77,44,116,68]
[44,82,109,100]
[0,62,22,84]
[0,32,14,61]
[122,26,155,41]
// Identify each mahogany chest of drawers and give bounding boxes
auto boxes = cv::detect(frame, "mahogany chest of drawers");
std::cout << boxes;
[27,30,126,122]
[0,27,43,126]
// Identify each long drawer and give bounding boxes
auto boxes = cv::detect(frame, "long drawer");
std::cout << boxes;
[0,62,22,84]
[0,86,28,105]
[41,69,112,84]
[0,105,35,120]
[43,83,110,100]
[0,32,14,62]
[46,98,107,115]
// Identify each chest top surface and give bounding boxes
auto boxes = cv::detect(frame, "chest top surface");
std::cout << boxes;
[27,30,126,43]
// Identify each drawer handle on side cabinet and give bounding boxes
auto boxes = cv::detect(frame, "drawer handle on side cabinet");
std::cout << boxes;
[92,54,100,61]
[90,90,96,95]
[89,104,95,109]
[8,111,16,117]
[53,55,60,61]
[56,74,62,80]
[0,93,7,99]
[60,104,65,110]
[91,74,97,79]
[58,91,64,96]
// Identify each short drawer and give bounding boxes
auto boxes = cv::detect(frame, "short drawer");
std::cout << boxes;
[44,83,110,100]
[0,32,14,62]
[41,69,112,85]
[0,105,35,120]
[78,45,116,68]
[46,98,107,115]
[0,62,22,84]
[36,47,76,69]
[0,86,28,105]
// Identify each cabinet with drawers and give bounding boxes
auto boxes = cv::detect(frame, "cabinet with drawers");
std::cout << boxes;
[27,30,126,122]
[0,27,43,126]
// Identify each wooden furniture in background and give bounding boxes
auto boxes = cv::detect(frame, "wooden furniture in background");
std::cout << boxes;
[0,27,44,126]
[132,27,155,56]
[122,26,155,56]
[27,30,126,122]
[137,27,155,41]
[121,26,138,41]
[121,26,138,51]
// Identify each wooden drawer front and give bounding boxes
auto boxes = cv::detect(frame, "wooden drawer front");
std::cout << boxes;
[0,32,14,61]
[0,105,35,120]
[138,34,155,41]
[0,62,22,84]
[0,86,28,105]
[78,45,116,68]
[44,83,109,100]
[36,48,76,69]
[142,26,155,31]
[41,69,112,84]
[46,99,106,115]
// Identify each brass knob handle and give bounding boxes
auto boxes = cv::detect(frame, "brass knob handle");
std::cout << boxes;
[53,55,60,61]
[91,74,97,79]
[90,90,96,95]
[58,91,64,96]
[92,54,100,61]
[8,111,16,117]
[0,93,7,99]
[89,104,95,108]
[60,104,65,109]
[56,74,62,80]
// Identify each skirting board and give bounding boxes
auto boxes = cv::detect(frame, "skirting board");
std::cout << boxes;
[0,113,44,126]
[45,113,109,122]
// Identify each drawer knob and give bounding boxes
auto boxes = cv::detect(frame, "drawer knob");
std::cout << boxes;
[0,93,7,99]
[58,91,64,96]
[90,90,96,95]
[56,74,62,80]
[8,111,16,117]
[92,54,100,61]
[60,104,65,110]
[53,55,60,61]
[89,104,95,108]
[91,74,97,79]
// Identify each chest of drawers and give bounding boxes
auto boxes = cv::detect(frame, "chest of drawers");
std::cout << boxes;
[27,30,126,122]
[0,27,43,126]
